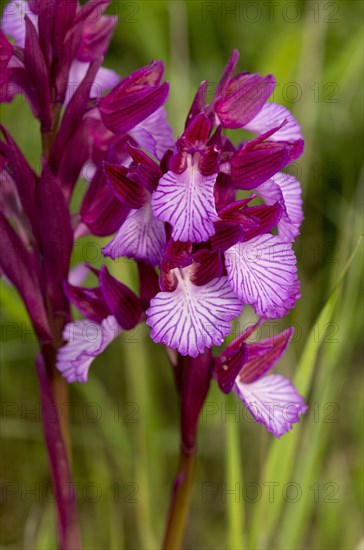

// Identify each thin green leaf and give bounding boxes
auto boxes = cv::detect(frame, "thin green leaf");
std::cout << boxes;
[249,237,362,548]
[225,392,245,549]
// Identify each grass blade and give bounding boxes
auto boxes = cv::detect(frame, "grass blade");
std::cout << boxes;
[225,392,245,549]
[249,236,362,548]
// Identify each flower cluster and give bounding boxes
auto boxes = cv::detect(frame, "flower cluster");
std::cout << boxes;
[69,52,305,436]
[1,2,306,438]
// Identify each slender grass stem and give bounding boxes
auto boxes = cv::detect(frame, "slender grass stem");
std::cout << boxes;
[226,393,245,550]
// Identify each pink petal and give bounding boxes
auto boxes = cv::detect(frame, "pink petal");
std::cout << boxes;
[231,140,293,190]
[63,281,110,324]
[234,374,307,437]
[240,327,294,383]
[104,163,147,209]
[99,265,143,330]
[225,234,299,318]
[214,49,239,100]
[92,66,120,96]
[127,126,157,158]
[152,157,218,243]
[100,79,169,135]
[1,1,37,47]
[66,61,119,105]
[245,102,302,142]
[129,106,175,160]
[68,263,89,287]
[57,316,121,383]
[103,201,166,267]
[215,74,275,129]
[258,172,303,242]
[146,272,243,358]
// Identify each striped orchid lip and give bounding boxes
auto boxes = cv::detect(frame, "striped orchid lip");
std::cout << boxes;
[146,266,244,358]
[214,326,307,437]
[0,27,305,436]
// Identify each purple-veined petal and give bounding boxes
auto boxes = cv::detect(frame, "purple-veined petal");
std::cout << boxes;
[183,113,211,146]
[214,49,240,101]
[127,126,156,158]
[63,281,110,323]
[245,102,302,142]
[231,141,290,189]
[218,196,257,225]
[213,320,262,393]
[1,0,38,47]
[190,249,223,286]
[242,202,283,240]
[126,143,163,192]
[198,145,219,176]
[104,163,147,209]
[225,234,299,318]
[103,201,166,267]
[137,161,162,193]
[214,343,248,394]
[233,374,307,437]
[146,272,243,358]
[57,315,121,383]
[104,59,164,93]
[100,71,169,134]
[162,239,193,271]
[240,327,294,383]
[80,167,129,236]
[258,172,303,242]
[210,221,245,252]
[185,80,208,126]
[129,106,175,160]
[152,156,218,243]
[99,265,143,330]
[215,74,275,129]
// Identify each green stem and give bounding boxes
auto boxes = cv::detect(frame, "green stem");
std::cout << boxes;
[162,448,196,550]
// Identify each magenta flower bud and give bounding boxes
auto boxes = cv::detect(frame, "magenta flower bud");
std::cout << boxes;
[99,61,170,134]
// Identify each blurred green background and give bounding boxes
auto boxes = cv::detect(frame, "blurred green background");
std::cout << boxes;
[1,0,363,548]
